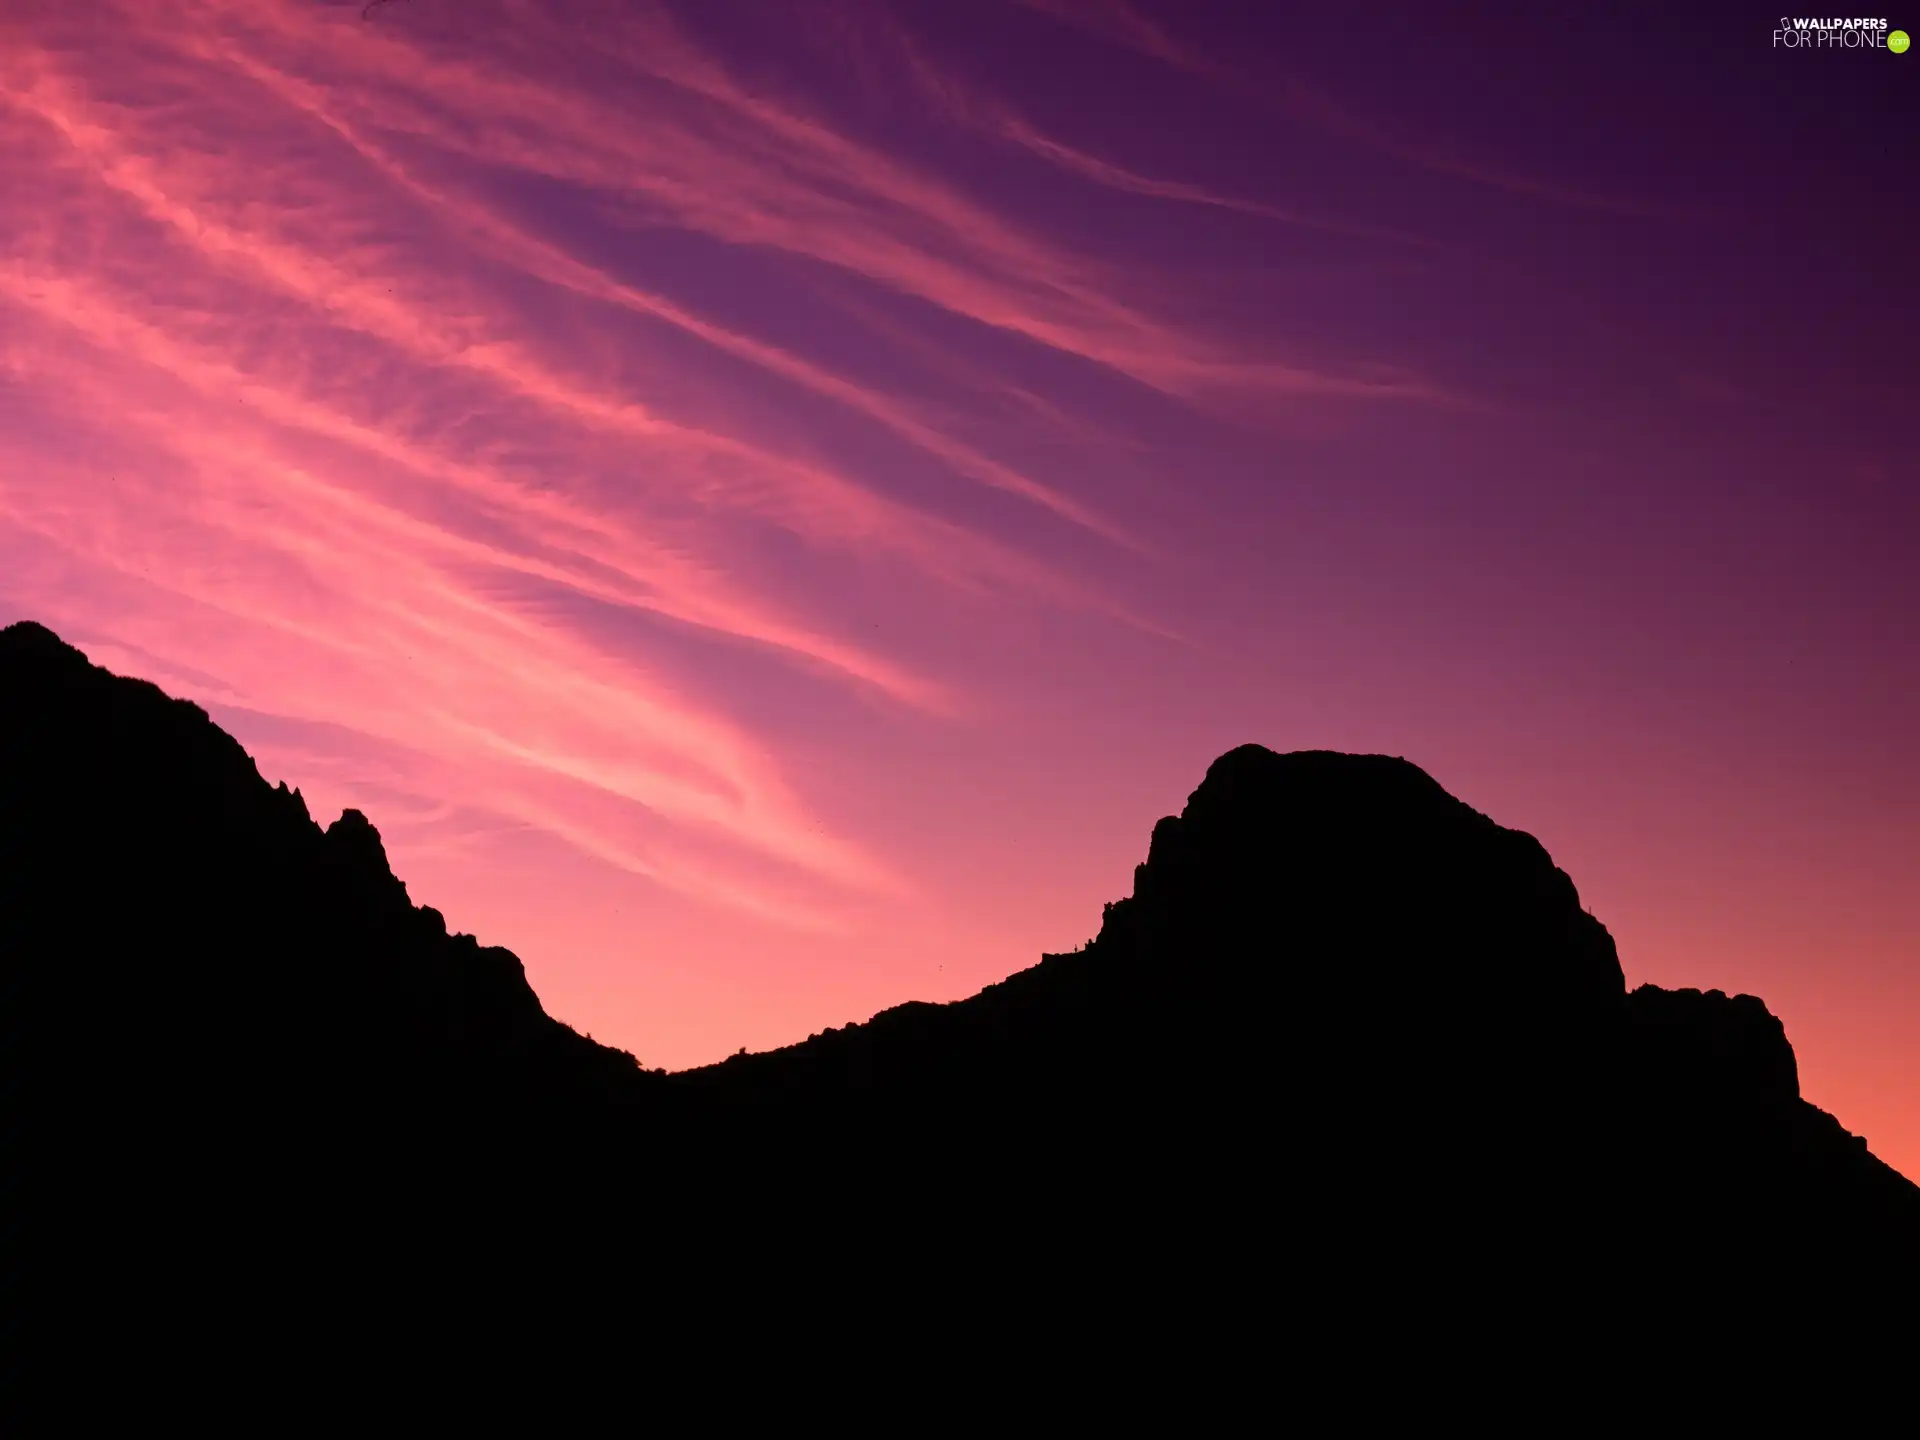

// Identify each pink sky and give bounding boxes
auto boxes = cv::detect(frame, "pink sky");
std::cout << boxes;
[2,1,1915,1178]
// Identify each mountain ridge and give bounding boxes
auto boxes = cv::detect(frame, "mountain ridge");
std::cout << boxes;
[0,619,651,1122]
[3,618,1913,1315]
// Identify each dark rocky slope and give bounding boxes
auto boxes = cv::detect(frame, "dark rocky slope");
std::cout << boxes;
[3,620,1913,1308]
[0,620,648,1145]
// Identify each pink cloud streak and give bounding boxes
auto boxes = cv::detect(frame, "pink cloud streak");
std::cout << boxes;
[167,0,1437,404]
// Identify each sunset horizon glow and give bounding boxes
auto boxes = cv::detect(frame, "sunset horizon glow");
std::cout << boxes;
[3,1,1915,1177]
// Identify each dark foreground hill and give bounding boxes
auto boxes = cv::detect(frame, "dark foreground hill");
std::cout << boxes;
[3,619,1915,1339]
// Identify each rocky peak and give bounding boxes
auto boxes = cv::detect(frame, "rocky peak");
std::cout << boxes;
[323,807,412,910]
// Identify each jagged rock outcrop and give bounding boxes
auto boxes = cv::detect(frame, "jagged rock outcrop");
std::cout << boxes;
[674,745,1917,1275]
[0,620,650,1146]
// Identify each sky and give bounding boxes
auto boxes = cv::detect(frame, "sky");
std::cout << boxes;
[2,1,1915,1176]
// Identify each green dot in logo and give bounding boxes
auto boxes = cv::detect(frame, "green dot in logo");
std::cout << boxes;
[1891,29,1912,52]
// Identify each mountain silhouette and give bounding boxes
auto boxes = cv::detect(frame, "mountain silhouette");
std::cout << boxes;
[0,621,646,1131]
[3,619,1914,1334]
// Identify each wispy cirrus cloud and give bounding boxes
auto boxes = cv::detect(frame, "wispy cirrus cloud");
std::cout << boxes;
[176,0,1436,403]
[0,309,897,921]
[1001,1,1676,222]
[831,8,1437,255]
[1007,0,1204,72]
[1271,75,1693,221]
[0,0,1438,926]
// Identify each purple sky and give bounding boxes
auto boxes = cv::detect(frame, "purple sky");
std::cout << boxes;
[2,0,1915,1175]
